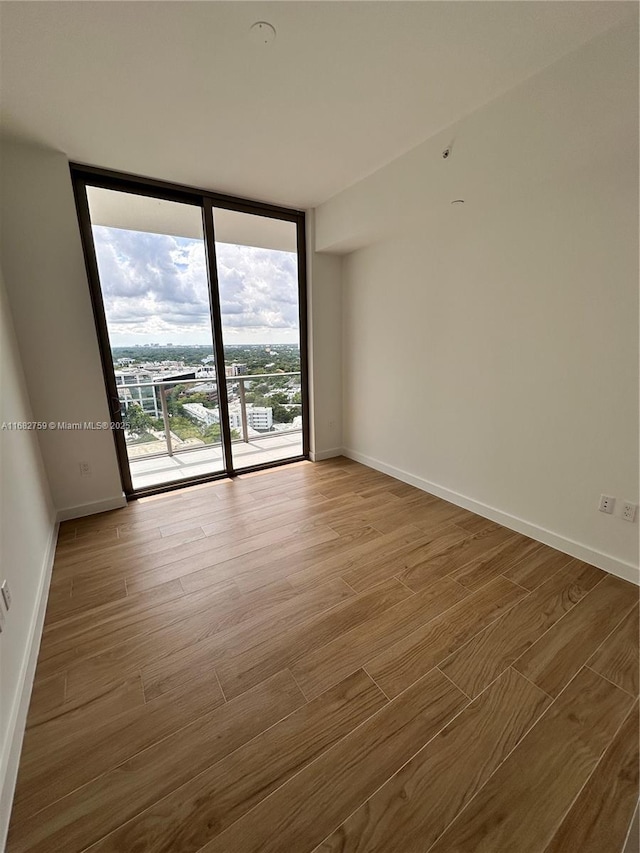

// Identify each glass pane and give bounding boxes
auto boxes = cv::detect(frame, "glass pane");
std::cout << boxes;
[87,187,225,490]
[213,208,304,470]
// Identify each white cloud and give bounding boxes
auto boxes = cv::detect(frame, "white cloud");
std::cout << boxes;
[92,226,300,345]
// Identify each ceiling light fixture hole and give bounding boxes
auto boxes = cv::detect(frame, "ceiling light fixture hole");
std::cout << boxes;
[250,21,276,45]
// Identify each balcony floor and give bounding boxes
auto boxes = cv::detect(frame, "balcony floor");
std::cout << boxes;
[128,432,304,490]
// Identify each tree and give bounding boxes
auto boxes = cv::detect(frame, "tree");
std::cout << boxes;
[245,391,268,407]
[165,388,186,417]
[202,423,222,444]
[201,423,240,445]
[124,403,153,434]
[272,403,294,424]
[168,416,201,441]
[269,391,288,405]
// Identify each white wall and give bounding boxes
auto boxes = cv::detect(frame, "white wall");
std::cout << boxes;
[0,262,56,848]
[316,21,639,580]
[306,211,343,460]
[0,140,125,518]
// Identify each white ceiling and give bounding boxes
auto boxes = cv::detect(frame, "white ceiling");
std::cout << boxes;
[0,1,635,209]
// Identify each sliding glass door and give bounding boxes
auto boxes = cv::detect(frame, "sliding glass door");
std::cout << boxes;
[72,167,308,497]
[212,208,304,471]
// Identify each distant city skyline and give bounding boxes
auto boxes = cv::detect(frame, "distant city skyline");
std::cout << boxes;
[92,227,301,347]
[111,342,299,350]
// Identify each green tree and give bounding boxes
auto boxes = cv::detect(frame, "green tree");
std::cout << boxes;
[269,391,288,405]
[168,415,201,441]
[272,403,294,424]
[200,423,240,445]
[165,387,186,417]
[202,423,222,444]
[124,404,153,434]
[245,392,268,407]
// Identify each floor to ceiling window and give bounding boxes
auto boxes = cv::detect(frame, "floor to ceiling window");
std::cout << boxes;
[72,166,309,497]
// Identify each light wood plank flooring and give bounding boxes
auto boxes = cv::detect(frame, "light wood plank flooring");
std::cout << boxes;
[7,458,639,853]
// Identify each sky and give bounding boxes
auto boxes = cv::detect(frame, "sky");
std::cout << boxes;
[92,226,301,346]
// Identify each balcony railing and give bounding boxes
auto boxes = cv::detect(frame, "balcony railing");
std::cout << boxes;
[117,372,302,461]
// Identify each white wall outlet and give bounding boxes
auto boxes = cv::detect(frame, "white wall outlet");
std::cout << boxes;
[79,461,92,478]
[622,502,637,522]
[0,606,5,633]
[599,495,615,514]
[328,420,336,430]
[1,580,11,611]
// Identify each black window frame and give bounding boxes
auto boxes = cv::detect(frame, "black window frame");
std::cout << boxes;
[70,163,310,499]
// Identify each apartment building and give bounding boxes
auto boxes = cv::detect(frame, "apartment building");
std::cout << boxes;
[114,370,159,418]
[228,404,274,432]
[181,402,219,428]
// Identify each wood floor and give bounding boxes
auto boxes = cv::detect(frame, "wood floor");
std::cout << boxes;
[7,458,639,853]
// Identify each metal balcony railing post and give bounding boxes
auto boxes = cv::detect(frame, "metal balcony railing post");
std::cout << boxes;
[238,379,249,444]
[159,386,173,457]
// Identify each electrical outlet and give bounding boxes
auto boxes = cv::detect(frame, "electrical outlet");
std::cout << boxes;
[599,495,615,514]
[622,502,637,523]
[79,461,92,478]
[0,606,5,633]
[1,581,11,611]
[328,420,336,430]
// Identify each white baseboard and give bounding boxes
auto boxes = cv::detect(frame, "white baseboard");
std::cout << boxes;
[57,494,127,522]
[342,447,639,586]
[0,519,58,851]
[310,447,343,462]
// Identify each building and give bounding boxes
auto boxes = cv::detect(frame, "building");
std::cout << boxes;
[114,370,159,418]
[228,404,273,432]
[182,402,219,427]
[189,382,218,397]
[115,370,197,420]
[0,5,638,853]
[225,363,248,377]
